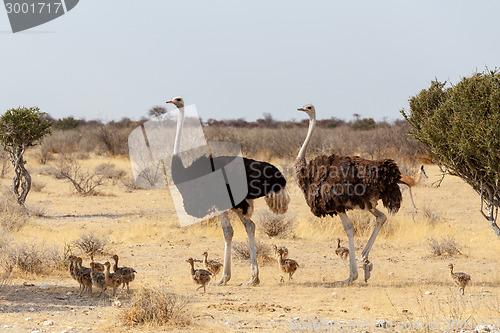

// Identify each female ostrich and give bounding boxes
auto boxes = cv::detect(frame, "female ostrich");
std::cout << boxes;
[166,96,289,286]
[295,104,402,285]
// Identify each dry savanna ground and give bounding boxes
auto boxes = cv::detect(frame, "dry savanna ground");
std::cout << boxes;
[0,153,500,333]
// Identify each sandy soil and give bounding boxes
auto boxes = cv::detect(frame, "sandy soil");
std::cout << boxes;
[0,156,499,333]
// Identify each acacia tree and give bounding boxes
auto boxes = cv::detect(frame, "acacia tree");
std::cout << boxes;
[0,107,52,205]
[402,70,500,236]
[148,106,167,118]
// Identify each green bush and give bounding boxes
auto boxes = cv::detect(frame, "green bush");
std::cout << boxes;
[402,69,500,236]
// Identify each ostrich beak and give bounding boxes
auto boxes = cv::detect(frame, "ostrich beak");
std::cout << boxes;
[297,107,305,111]
[166,100,173,104]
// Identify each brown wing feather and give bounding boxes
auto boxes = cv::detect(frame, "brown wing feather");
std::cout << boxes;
[296,155,401,216]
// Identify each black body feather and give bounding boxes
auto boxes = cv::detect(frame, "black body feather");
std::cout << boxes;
[171,154,286,218]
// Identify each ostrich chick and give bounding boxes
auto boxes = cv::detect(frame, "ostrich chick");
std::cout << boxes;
[68,255,77,280]
[88,252,105,272]
[104,261,123,297]
[90,262,107,298]
[112,254,136,291]
[75,257,92,295]
[335,238,349,260]
[448,263,471,295]
[276,248,299,281]
[187,257,211,293]
[202,251,223,280]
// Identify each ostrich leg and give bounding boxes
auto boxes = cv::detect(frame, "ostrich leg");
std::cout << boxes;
[338,213,358,285]
[360,208,387,282]
[236,212,260,286]
[213,212,233,286]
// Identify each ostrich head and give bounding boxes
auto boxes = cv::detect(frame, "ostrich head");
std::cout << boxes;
[420,164,428,179]
[297,104,316,118]
[166,96,185,109]
[448,263,454,270]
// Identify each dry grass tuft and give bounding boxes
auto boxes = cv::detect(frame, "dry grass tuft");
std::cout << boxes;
[0,229,14,276]
[0,239,67,275]
[257,211,295,238]
[232,240,274,262]
[119,287,190,327]
[33,142,54,165]
[94,163,126,184]
[0,149,10,178]
[427,235,462,256]
[0,190,29,231]
[72,233,108,254]
[31,179,47,192]
[120,177,142,191]
[420,205,441,226]
[27,204,47,218]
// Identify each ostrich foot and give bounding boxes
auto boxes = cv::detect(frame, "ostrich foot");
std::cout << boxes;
[212,276,230,286]
[239,276,260,286]
[335,274,358,286]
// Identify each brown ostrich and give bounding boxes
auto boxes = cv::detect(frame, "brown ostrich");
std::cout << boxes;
[166,96,290,286]
[295,104,402,285]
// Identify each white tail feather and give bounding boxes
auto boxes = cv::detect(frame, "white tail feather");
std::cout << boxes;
[264,185,290,215]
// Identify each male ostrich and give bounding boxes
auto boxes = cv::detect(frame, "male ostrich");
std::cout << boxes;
[166,96,290,285]
[295,104,402,285]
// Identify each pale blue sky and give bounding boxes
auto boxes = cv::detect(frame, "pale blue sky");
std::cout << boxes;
[1,1,499,122]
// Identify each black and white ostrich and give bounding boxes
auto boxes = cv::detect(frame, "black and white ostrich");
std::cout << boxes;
[166,96,289,286]
[295,104,402,285]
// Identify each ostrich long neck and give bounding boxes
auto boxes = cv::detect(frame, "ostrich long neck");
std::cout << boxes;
[105,265,110,280]
[173,107,185,155]
[189,261,195,276]
[296,114,316,162]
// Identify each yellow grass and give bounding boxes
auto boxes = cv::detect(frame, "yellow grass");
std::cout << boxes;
[0,154,499,332]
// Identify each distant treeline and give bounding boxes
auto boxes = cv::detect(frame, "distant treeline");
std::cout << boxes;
[47,113,398,132]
